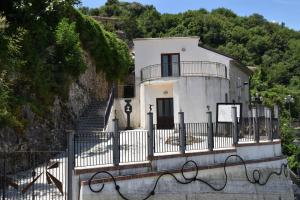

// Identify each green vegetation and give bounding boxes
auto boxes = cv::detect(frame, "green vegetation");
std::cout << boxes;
[0,0,131,130]
[80,0,300,170]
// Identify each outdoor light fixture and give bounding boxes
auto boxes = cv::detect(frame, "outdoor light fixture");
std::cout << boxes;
[237,82,249,88]
[251,92,263,103]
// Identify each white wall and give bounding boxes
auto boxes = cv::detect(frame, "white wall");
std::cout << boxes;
[175,77,229,123]
[141,81,174,127]
[139,77,229,128]
[131,37,250,129]
[229,62,250,117]
[113,98,140,129]
[134,37,232,81]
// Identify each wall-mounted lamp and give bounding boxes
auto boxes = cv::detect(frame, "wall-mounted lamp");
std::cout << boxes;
[237,82,249,88]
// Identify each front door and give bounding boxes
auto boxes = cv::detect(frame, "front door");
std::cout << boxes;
[156,98,174,129]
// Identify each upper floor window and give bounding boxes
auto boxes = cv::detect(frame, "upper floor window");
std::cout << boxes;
[161,53,180,77]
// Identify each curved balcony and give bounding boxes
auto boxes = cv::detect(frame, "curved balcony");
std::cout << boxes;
[140,61,227,82]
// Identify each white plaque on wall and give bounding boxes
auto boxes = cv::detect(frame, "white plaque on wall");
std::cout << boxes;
[217,103,242,123]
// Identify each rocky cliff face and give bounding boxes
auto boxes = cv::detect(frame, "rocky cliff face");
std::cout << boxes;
[0,52,110,152]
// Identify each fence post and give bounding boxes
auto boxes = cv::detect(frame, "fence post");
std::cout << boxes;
[254,107,260,143]
[274,105,280,139]
[67,130,75,200]
[232,107,238,146]
[207,111,214,151]
[267,108,273,141]
[2,153,6,200]
[179,112,186,154]
[113,118,120,166]
[147,112,154,159]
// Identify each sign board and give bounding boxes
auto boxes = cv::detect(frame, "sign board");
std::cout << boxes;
[217,103,242,123]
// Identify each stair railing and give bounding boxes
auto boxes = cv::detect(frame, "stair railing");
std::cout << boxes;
[104,83,115,128]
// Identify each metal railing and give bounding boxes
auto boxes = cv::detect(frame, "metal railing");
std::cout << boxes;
[74,132,113,167]
[73,115,280,167]
[214,123,233,149]
[120,130,148,163]
[141,61,227,82]
[154,124,180,153]
[104,85,115,128]
[0,151,67,200]
[185,123,208,151]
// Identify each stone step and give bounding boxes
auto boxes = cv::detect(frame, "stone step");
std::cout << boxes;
[77,128,104,132]
[77,125,104,129]
[76,100,108,133]
[78,121,104,124]
[79,114,104,118]
[78,124,104,128]
[79,116,104,122]
[78,123,104,126]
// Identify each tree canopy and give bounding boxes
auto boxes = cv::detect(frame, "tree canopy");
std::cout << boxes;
[0,0,131,129]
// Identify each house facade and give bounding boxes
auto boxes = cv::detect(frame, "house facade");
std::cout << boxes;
[112,37,252,129]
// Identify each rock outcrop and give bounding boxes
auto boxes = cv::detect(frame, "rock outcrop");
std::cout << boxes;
[0,52,110,152]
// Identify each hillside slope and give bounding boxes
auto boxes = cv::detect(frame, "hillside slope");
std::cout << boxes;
[0,0,131,151]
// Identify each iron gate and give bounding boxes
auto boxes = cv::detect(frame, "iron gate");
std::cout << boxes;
[0,151,67,200]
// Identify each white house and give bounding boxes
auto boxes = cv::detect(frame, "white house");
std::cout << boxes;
[112,37,252,130]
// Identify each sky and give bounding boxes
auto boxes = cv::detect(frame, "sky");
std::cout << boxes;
[79,0,300,31]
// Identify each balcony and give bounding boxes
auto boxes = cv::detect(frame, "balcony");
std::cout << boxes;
[140,61,227,82]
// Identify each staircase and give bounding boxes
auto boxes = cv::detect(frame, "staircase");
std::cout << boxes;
[76,100,107,132]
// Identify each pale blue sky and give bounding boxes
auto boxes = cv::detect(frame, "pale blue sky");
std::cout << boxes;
[79,0,300,31]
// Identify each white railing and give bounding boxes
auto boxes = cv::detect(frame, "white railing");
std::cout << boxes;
[141,61,227,82]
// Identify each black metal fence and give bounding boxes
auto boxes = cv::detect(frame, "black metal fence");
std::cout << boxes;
[0,151,67,200]
[73,115,280,167]
[154,124,180,153]
[120,130,148,163]
[239,118,255,142]
[214,123,233,149]
[74,132,113,167]
[185,123,208,151]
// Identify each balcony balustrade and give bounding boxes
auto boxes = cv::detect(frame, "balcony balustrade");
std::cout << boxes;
[140,61,227,82]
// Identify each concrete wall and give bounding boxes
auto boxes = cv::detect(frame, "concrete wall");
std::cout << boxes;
[80,158,293,200]
[74,141,287,200]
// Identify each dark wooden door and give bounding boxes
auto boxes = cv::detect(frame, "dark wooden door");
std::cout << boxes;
[156,98,174,129]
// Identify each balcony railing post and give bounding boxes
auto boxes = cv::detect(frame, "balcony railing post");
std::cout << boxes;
[179,112,186,154]
[147,112,154,159]
[113,118,120,166]
[232,107,238,146]
[207,111,214,151]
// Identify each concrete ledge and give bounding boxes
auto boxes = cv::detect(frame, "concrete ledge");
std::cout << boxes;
[152,148,236,160]
[236,139,281,147]
[82,155,286,185]
[75,161,151,175]
[75,141,281,175]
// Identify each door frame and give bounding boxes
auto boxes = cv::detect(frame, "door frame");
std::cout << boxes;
[156,97,174,129]
[161,53,180,77]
